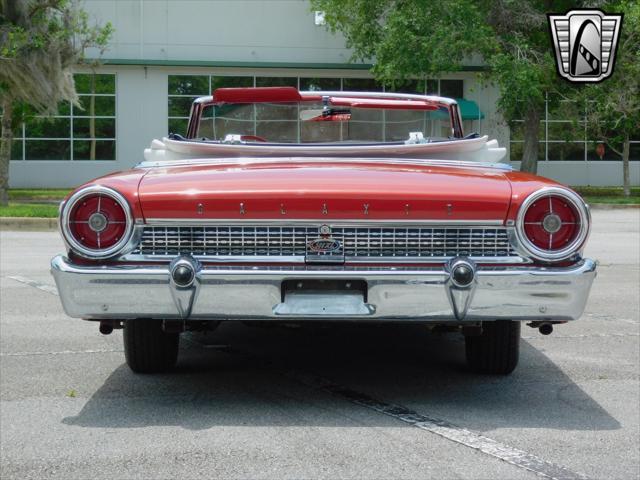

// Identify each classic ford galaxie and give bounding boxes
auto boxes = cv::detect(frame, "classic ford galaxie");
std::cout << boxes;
[51,87,596,375]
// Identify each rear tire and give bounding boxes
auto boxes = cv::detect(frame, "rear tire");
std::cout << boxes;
[465,321,520,375]
[123,319,180,373]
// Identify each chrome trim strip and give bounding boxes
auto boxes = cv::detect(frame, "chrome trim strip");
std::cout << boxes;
[193,95,213,104]
[136,157,513,171]
[120,253,307,263]
[143,219,506,226]
[53,255,596,276]
[194,91,459,106]
[301,91,458,105]
[51,255,597,321]
[346,255,528,265]
[119,254,527,265]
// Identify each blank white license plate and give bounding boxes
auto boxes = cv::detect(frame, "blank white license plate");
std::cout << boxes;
[273,291,374,316]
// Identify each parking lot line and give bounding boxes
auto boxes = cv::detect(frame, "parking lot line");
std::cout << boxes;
[188,339,590,480]
[6,275,59,296]
[312,378,590,480]
[0,349,123,357]
[522,332,639,339]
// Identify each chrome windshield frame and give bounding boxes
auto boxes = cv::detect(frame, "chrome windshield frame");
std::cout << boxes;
[185,91,464,141]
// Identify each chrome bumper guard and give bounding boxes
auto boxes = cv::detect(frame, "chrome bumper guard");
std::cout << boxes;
[51,255,596,322]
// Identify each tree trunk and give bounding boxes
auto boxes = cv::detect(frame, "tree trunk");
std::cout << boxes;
[520,107,541,174]
[622,135,630,197]
[0,98,14,207]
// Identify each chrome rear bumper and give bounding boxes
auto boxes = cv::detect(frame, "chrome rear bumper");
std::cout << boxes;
[51,255,596,322]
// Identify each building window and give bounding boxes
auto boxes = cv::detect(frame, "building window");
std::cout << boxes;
[510,94,640,161]
[255,77,298,88]
[426,80,439,95]
[299,77,341,91]
[11,73,116,161]
[342,78,384,92]
[168,75,210,136]
[440,80,464,99]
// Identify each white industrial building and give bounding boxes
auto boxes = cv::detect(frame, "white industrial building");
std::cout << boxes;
[8,0,639,188]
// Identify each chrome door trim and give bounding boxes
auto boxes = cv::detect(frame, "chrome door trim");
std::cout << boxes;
[143,219,506,226]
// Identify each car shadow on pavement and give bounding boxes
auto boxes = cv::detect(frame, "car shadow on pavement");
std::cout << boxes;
[63,322,620,432]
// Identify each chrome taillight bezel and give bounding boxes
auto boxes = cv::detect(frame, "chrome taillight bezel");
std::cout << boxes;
[60,185,134,259]
[515,187,590,262]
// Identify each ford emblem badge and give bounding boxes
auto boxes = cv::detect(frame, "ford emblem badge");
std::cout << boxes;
[307,238,341,254]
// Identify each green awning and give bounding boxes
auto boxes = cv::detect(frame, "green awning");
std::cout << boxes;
[430,99,484,120]
[456,98,484,120]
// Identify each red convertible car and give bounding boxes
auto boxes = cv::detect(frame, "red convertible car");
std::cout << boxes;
[51,87,596,375]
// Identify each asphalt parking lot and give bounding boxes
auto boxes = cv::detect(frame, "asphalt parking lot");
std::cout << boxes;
[1,209,639,480]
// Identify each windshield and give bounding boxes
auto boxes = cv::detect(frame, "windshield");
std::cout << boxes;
[195,102,454,143]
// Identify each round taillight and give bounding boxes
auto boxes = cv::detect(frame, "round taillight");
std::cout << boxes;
[61,186,134,259]
[516,187,590,262]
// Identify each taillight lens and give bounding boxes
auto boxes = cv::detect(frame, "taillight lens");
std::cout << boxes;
[516,188,589,262]
[61,186,133,259]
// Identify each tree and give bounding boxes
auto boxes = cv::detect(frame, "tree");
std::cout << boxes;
[0,0,113,205]
[310,0,595,174]
[580,1,639,197]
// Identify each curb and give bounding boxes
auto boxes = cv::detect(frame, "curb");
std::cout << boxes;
[0,217,58,231]
[589,203,640,209]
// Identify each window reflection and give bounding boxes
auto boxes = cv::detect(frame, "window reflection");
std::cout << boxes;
[509,96,639,161]
[12,73,116,161]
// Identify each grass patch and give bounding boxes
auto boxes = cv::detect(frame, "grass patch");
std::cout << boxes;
[0,203,59,218]
[572,186,640,204]
[9,189,71,201]
[580,195,640,205]
[572,186,640,197]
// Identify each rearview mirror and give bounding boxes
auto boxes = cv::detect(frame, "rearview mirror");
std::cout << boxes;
[299,108,351,122]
